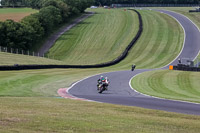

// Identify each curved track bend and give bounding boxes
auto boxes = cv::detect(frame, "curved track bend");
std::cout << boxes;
[69,10,200,115]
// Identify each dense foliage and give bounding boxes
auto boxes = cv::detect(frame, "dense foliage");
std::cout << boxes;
[0,0,94,50]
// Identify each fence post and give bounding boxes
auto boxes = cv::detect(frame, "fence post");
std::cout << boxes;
[0,46,1,52]
[5,47,7,53]
[33,52,34,56]
[22,50,23,55]
[16,49,18,54]
[28,51,29,56]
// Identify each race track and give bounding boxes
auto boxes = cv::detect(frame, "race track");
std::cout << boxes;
[69,10,200,115]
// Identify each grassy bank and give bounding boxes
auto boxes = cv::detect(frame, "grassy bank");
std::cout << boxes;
[131,70,200,103]
[111,9,183,69]
[0,52,64,65]
[0,97,200,133]
[47,8,139,65]
[0,68,108,97]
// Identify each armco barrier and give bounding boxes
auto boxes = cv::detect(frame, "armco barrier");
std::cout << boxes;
[0,9,143,71]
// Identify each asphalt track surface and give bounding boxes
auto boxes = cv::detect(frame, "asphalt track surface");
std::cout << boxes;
[69,10,200,115]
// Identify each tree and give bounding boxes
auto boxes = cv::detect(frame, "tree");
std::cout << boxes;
[37,6,62,33]
[21,14,44,44]
[43,0,70,22]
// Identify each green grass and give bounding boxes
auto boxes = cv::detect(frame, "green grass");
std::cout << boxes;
[0,9,183,69]
[0,68,107,97]
[47,9,183,69]
[111,9,183,69]
[0,8,38,14]
[152,7,200,63]
[0,97,200,133]
[0,52,64,65]
[47,8,139,65]
[131,70,200,103]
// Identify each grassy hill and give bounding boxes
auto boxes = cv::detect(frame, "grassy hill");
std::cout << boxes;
[47,9,183,69]
[47,8,139,65]
[111,9,183,69]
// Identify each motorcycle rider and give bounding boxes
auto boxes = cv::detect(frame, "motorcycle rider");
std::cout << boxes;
[97,76,104,90]
[132,64,136,71]
[105,77,110,90]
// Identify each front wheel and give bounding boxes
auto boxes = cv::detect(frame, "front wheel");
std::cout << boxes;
[99,86,106,93]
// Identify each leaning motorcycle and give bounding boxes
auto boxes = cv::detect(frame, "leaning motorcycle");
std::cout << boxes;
[98,82,108,93]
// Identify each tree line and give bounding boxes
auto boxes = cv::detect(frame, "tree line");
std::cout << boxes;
[94,0,200,5]
[0,0,94,51]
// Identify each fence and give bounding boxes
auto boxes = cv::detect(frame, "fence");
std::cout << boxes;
[0,46,60,59]
[0,46,41,56]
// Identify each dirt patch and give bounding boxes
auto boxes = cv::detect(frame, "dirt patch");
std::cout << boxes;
[0,117,24,126]
[0,13,33,22]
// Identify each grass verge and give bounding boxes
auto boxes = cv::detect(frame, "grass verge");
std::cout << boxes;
[47,8,139,65]
[131,70,200,103]
[0,97,200,133]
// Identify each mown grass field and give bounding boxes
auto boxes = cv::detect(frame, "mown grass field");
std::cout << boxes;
[0,68,108,97]
[1,97,200,133]
[0,8,38,22]
[111,9,183,69]
[47,8,139,65]
[0,8,198,132]
[131,70,200,103]
[47,8,183,69]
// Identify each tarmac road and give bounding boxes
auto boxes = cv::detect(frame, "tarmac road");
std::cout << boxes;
[69,10,200,115]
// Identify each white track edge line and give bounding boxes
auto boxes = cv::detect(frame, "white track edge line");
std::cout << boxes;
[164,9,200,61]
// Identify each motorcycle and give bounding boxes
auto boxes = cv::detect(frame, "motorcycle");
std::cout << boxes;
[98,82,108,93]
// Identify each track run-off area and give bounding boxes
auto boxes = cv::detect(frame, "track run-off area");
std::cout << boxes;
[65,9,200,115]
